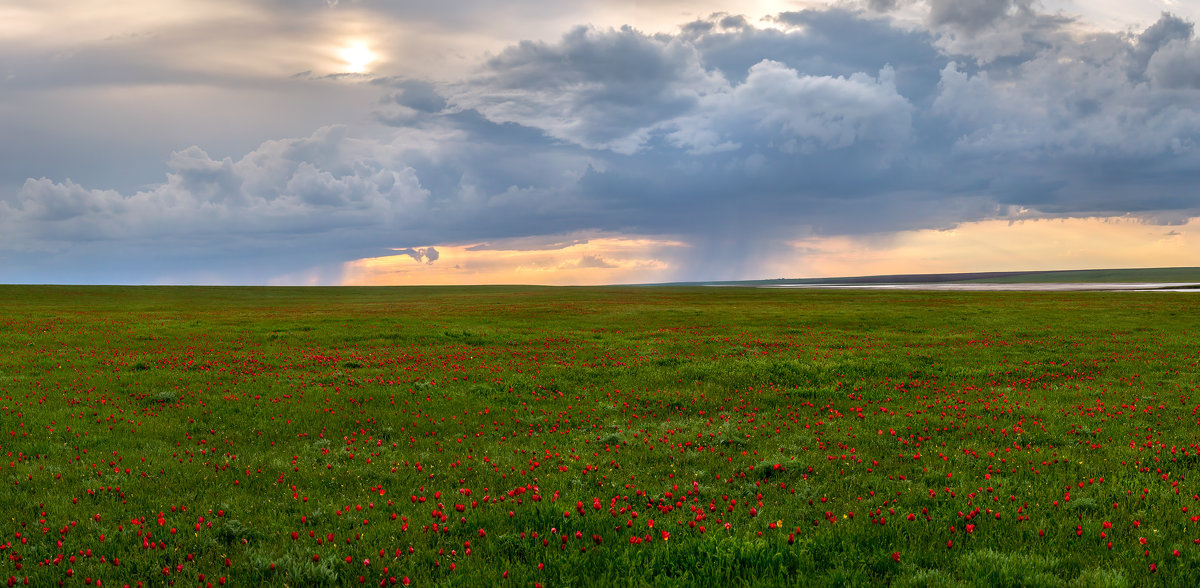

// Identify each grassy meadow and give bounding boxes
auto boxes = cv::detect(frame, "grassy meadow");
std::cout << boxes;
[2,285,1199,587]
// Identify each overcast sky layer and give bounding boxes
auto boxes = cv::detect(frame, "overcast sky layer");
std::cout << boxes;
[2,0,1198,285]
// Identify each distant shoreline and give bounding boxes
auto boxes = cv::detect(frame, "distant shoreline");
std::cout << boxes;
[758,282,1200,292]
[654,267,1200,289]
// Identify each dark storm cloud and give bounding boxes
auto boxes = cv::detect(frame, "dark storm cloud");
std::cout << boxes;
[450,25,725,153]
[1131,11,1194,80]
[4,6,1200,283]
[1143,21,1200,90]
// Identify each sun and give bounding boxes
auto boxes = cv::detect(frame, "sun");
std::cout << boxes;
[340,41,375,73]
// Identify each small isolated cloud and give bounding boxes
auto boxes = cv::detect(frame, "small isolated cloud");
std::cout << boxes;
[566,255,617,269]
[394,246,440,265]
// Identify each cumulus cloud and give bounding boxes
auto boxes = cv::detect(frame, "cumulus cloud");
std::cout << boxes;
[665,60,912,157]
[928,0,1034,33]
[2,125,431,273]
[450,25,727,153]
[1146,37,1200,89]
[865,0,898,12]
[718,14,748,30]
[1131,12,1194,80]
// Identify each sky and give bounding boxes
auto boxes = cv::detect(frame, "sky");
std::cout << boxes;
[2,0,1198,285]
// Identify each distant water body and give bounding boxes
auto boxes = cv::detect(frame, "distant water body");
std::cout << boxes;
[762,283,1200,292]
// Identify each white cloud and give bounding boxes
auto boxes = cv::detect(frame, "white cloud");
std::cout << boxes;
[3,126,429,252]
[667,60,912,157]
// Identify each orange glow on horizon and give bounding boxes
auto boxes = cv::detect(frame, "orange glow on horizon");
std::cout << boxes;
[341,235,688,286]
[332,216,1199,286]
[784,216,1200,279]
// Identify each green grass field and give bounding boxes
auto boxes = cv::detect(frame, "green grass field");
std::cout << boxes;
[2,285,1199,586]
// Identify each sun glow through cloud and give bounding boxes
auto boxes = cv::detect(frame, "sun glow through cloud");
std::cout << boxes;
[339,41,375,73]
